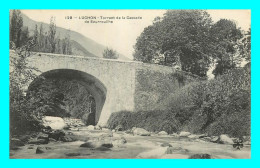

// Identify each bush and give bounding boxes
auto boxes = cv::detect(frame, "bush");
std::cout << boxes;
[107,66,250,137]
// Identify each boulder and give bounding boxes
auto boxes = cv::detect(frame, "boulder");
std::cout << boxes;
[165,147,189,154]
[133,128,151,136]
[49,130,66,141]
[102,128,110,131]
[171,133,179,137]
[112,137,127,147]
[115,125,123,132]
[36,147,45,154]
[179,131,191,137]
[65,152,81,157]
[158,131,168,135]
[160,143,172,147]
[188,134,198,139]
[80,141,113,149]
[10,138,25,147]
[210,136,219,143]
[60,136,76,142]
[87,125,95,130]
[131,127,137,132]
[95,146,111,151]
[28,138,49,145]
[218,134,233,144]
[37,133,49,140]
[95,125,102,130]
[188,154,211,159]
[80,142,96,148]
[42,116,67,130]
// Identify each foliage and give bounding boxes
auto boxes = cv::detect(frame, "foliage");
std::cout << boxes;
[27,78,95,124]
[10,41,42,136]
[210,19,243,76]
[10,10,30,48]
[134,10,249,78]
[134,10,214,77]
[102,47,119,59]
[107,66,250,137]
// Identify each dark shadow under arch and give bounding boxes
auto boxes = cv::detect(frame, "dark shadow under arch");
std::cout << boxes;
[28,69,107,125]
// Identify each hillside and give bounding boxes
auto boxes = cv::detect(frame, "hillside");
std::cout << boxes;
[21,13,131,60]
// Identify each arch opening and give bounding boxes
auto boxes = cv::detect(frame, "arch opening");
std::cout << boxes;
[27,69,107,125]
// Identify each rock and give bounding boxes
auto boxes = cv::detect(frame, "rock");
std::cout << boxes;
[188,154,211,159]
[188,134,198,139]
[95,125,102,130]
[198,134,208,138]
[112,137,127,147]
[28,146,34,149]
[100,132,113,139]
[158,131,168,135]
[131,127,136,131]
[210,136,219,143]
[95,146,111,151]
[28,138,49,145]
[49,130,65,141]
[10,146,20,150]
[60,136,76,142]
[102,128,110,131]
[49,138,57,142]
[112,129,116,132]
[165,147,189,154]
[65,152,81,157]
[115,125,123,132]
[87,125,95,130]
[101,143,113,148]
[36,147,45,154]
[10,138,25,147]
[133,128,151,136]
[80,142,96,148]
[218,134,233,144]
[80,141,113,149]
[42,116,67,130]
[160,143,172,147]
[244,141,251,145]
[37,133,49,140]
[179,131,191,137]
[171,133,179,137]
[125,130,132,134]
[201,136,212,142]
[18,135,31,143]
[69,127,79,131]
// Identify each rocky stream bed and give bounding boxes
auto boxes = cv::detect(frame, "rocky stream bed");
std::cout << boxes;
[10,117,251,159]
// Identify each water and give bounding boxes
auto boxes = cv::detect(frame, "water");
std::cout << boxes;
[10,128,251,159]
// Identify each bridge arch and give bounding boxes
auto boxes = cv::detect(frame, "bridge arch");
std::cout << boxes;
[28,69,107,124]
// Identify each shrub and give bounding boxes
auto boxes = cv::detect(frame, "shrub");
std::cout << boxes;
[107,66,250,137]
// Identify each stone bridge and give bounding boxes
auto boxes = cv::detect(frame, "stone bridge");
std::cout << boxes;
[10,51,199,126]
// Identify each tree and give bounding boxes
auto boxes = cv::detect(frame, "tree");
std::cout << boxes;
[238,28,251,64]
[10,40,41,135]
[48,17,56,53]
[134,10,214,77]
[210,19,242,76]
[38,24,44,52]
[32,24,39,51]
[103,47,119,59]
[10,10,23,48]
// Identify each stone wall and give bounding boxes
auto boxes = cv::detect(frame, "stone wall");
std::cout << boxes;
[10,51,201,126]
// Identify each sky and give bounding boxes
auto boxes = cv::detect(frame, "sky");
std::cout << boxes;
[21,10,251,60]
